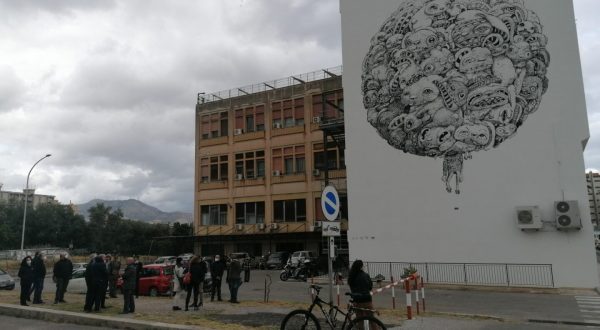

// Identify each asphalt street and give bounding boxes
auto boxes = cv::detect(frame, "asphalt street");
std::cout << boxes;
[0,314,108,329]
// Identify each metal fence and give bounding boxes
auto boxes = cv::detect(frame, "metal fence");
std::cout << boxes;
[363,262,554,288]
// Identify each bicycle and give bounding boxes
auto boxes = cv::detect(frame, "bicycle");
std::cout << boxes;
[280,284,386,330]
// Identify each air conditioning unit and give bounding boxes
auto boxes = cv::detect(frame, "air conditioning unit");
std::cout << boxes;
[515,206,542,230]
[234,128,244,135]
[235,174,244,180]
[273,122,282,129]
[257,223,266,231]
[236,224,244,231]
[273,170,281,176]
[310,221,322,232]
[314,221,322,228]
[270,223,279,230]
[312,116,321,124]
[312,169,321,176]
[555,201,582,230]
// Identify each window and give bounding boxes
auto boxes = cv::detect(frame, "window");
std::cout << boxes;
[235,105,265,133]
[274,199,306,222]
[313,143,345,171]
[315,195,347,220]
[235,150,265,179]
[312,91,344,119]
[235,202,265,224]
[201,204,228,225]
[272,97,305,128]
[200,111,228,139]
[272,145,305,175]
[200,155,228,182]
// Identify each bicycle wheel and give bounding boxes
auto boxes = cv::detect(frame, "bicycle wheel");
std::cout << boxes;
[280,309,321,330]
[347,316,386,330]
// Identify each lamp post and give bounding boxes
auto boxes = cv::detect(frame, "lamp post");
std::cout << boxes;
[20,154,51,251]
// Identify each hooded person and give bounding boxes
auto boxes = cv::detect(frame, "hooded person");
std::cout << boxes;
[31,251,46,304]
[18,256,34,306]
[121,257,137,314]
[210,255,226,302]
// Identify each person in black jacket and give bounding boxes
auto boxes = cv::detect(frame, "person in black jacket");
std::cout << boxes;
[31,251,46,304]
[90,255,108,312]
[210,255,225,302]
[185,255,207,310]
[134,256,143,298]
[83,253,96,312]
[348,260,376,323]
[52,253,73,304]
[121,257,137,314]
[18,256,34,306]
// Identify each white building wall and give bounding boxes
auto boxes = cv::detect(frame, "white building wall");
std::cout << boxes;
[341,0,597,288]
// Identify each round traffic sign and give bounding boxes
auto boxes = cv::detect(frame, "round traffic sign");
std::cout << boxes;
[321,185,340,221]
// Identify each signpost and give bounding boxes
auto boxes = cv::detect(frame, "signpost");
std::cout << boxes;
[321,185,340,303]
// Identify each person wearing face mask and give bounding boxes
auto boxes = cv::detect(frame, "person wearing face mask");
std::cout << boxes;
[210,255,225,302]
[18,256,34,306]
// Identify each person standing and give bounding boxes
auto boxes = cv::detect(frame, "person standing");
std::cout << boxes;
[210,255,225,302]
[226,258,242,303]
[185,256,206,311]
[18,256,33,306]
[108,254,121,298]
[31,252,46,304]
[90,255,108,312]
[348,260,376,322]
[121,257,136,314]
[134,256,143,298]
[52,253,73,304]
[172,257,185,310]
[83,253,96,312]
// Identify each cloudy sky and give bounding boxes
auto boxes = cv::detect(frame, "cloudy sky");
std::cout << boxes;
[0,0,597,213]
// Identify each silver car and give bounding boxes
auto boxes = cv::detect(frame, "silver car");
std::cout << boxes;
[0,268,15,290]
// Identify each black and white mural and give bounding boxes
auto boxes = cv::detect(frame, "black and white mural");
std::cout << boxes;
[362,0,549,194]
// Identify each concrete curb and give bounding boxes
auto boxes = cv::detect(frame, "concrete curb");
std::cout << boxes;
[0,303,208,330]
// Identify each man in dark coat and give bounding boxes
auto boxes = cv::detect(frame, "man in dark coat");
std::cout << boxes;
[90,255,108,312]
[210,255,225,302]
[134,256,143,298]
[83,253,96,312]
[18,256,33,306]
[185,256,207,310]
[52,253,73,304]
[121,257,137,314]
[108,254,121,298]
[31,251,46,304]
[226,258,242,303]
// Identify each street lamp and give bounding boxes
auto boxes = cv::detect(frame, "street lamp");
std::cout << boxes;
[20,154,51,251]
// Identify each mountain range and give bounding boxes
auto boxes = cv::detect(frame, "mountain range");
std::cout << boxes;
[75,199,192,224]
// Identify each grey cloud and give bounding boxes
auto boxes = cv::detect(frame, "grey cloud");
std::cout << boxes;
[0,0,115,16]
[0,67,26,112]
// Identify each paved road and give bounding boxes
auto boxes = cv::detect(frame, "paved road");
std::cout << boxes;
[0,315,108,329]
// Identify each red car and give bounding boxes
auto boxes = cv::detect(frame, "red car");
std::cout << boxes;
[137,264,174,296]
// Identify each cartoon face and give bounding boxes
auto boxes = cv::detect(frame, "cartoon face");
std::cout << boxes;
[506,39,532,63]
[419,126,456,152]
[362,75,380,93]
[526,58,547,77]
[435,80,468,111]
[451,11,494,49]
[496,123,517,138]
[455,47,493,74]
[363,90,379,109]
[467,84,510,111]
[402,28,444,57]
[411,0,452,30]
[526,33,548,53]
[385,33,405,50]
[484,103,514,125]
[388,49,419,73]
[516,20,540,38]
[482,33,508,56]
[454,124,492,146]
[401,76,441,106]
[388,62,421,96]
[520,76,543,100]
[420,48,454,75]
[490,3,527,23]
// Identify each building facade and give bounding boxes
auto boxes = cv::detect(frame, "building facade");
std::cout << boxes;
[0,185,57,209]
[194,67,348,258]
[587,172,600,230]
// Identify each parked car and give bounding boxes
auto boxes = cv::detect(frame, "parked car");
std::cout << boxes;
[67,268,123,294]
[138,264,174,297]
[0,268,15,290]
[289,251,317,267]
[154,256,176,265]
[266,252,290,269]
[72,262,88,271]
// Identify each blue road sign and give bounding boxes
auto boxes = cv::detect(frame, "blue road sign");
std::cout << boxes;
[321,185,340,221]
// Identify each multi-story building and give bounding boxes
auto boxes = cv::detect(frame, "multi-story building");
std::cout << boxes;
[0,184,57,209]
[586,171,600,230]
[194,67,348,258]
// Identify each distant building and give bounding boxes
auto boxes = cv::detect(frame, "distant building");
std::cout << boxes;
[0,184,57,209]
[586,172,600,230]
[194,67,348,258]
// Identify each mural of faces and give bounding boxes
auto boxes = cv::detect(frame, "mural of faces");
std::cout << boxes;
[362,0,549,194]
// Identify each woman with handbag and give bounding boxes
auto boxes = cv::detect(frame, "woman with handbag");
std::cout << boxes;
[172,257,186,311]
[185,256,206,311]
